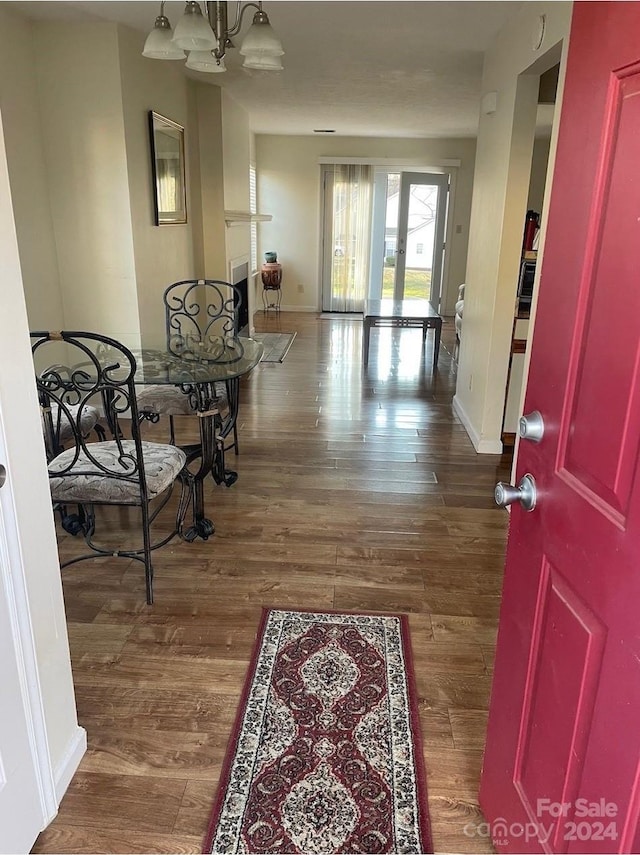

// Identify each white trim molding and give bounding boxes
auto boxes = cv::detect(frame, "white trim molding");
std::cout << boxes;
[274,304,318,313]
[452,394,504,454]
[317,156,461,168]
[54,726,87,804]
[224,211,272,228]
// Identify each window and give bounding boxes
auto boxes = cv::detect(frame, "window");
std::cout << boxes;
[416,243,424,255]
[249,164,258,273]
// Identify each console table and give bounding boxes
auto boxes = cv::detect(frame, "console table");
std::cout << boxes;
[363,299,443,369]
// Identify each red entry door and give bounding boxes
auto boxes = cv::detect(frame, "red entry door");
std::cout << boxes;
[480,4,640,853]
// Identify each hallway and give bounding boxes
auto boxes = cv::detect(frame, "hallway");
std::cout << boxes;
[34,311,510,854]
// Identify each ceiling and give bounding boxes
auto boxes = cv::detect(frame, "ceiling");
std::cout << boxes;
[11,1,523,138]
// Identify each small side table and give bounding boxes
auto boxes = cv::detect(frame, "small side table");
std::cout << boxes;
[261,262,282,312]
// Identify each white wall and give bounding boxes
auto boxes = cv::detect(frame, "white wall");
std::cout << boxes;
[454,2,572,453]
[255,135,476,314]
[118,25,196,348]
[0,7,63,332]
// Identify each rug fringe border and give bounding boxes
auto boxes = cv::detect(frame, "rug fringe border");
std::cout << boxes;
[202,607,271,855]
[255,331,297,363]
[202,606,433,854]
[277,330,296,362]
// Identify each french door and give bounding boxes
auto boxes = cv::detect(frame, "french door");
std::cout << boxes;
[393,172,448,306]
[368,171,449,308]
[321,167,449,311]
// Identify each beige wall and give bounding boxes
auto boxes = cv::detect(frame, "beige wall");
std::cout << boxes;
[222,91,253,321]
[118,25,196,348]
[193,83,226,281]
[4,14,233,350]
[454,2,572,453]
[527,135,552,215]
[33,22,141,350]
[255,135,476,314]
[220,91,253,325]
[0,7,63,331]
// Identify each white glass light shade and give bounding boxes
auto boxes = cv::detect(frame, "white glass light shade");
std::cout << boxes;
[242,52,284,71]
[172,2,218,51]
[185,51,227,73]
[143,20,186,59]
[239,20,284,57]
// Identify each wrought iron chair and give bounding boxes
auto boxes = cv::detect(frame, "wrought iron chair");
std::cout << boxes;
[32,330,190,605]
[137,279,243,470]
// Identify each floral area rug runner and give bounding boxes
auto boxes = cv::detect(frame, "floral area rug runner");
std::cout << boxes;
[203,608,432,854]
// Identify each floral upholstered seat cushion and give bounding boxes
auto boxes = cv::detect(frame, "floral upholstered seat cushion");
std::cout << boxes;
[48,440,187,504]
[137,383,229,416]
[137,385,196,416]
[42,403,100,444]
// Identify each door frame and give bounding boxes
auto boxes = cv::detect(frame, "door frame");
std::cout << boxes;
[320,166,335,312]
[0,437,58,827]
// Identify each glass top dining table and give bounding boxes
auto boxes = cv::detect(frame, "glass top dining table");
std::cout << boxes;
[125,336,264,387]
[97,335,263,541]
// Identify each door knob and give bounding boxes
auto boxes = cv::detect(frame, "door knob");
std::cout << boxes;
[519,410,545,442]
[0,464,5,489]
[495,473,537,511]
[398,249,405,255]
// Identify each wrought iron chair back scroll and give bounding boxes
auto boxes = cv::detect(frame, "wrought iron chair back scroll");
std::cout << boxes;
[31,330,189,604]
[164,279,241,356]
[37,362,106,458]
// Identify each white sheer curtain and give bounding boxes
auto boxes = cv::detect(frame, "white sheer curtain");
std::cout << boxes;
[328,164,373,312]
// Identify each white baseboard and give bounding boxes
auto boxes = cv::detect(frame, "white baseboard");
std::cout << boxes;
[277,304,318,313]
[452,394,504,455]
[54,725,87,803]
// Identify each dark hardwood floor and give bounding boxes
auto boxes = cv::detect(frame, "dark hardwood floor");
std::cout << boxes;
[33,310,510,854]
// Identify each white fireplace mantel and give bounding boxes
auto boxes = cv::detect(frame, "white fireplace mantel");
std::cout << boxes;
[224,211,272,228]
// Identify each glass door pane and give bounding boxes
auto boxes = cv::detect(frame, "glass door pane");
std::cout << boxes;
[395,172,449,308]
[382,173,400,299]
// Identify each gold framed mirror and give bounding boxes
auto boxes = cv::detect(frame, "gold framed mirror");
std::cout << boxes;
[148,111,187,225]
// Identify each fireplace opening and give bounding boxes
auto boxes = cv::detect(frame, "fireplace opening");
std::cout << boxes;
[230,259,249,334]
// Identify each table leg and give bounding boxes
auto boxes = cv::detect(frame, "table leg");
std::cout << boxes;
[219,377,240,456]
[182,409,216,542]
[433,320,442,370]
[363,318,372,365]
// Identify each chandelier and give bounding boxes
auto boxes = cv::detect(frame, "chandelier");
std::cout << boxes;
[142,1,284,73]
